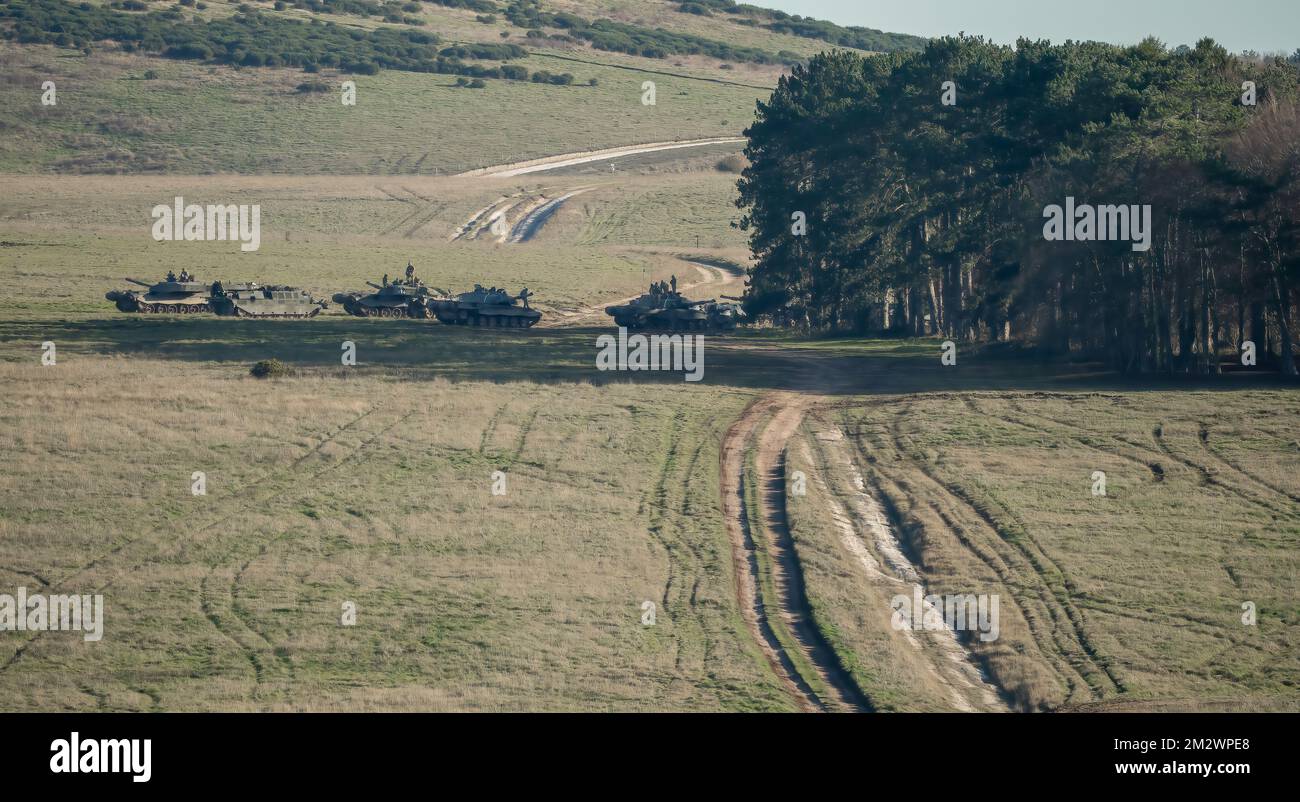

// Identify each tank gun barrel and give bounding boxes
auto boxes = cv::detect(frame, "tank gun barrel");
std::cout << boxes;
[366,281,385,290]
[125,277,153,287]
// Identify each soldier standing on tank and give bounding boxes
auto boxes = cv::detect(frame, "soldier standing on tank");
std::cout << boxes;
[670,274,677,293]
[405,262,415,285]
[383,273,389,287]
[519,287,532,309]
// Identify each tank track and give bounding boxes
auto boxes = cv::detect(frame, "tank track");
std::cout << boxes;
[435,313,538,328]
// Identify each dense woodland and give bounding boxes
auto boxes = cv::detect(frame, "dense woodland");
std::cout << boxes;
[737,37,1300,374]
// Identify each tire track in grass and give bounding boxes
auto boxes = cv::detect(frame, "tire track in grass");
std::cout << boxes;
[970,396,1168,482]
[478,402,508,456]
[0,404,383,676]
[1015,398,1296,518]
[646,410,686,676]
[757,402,872,711]
[198,410,417,704]
[721,394,871,712]
[885,409,1120,699]
[721,397,820,710]
[805,417,1007,711]
[508,187,596,243]
[843,414,1089,703]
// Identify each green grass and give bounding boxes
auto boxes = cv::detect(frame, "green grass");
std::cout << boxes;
[800,391,1300,710]
[0,39,766,174]
[0,356,796,710]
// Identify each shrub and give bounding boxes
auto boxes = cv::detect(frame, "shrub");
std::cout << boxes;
[249,359,289,379]
[715,153,746,173]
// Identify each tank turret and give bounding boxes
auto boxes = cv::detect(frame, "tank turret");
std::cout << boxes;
[429,285,541,328]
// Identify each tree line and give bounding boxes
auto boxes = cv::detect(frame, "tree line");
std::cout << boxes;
[736,37,1300,374]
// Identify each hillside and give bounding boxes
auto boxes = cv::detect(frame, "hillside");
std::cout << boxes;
[0,0,923,174]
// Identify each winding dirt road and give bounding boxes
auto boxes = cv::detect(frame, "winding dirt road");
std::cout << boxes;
[455,138,746,178]
[716,368,1010,712]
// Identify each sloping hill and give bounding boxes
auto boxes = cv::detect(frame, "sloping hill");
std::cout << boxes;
[0,0,923,174]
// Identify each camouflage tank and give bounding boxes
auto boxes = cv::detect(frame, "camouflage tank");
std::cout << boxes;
[105,276,214,314]
[332,264,438,318]
[209,282,327,318]
[702,296,748,331]
[604,281,721,331]
[429,285,541,328]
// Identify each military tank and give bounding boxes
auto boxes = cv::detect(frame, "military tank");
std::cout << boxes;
[429,285,541,328]
[105,276,213,314]
[332,263,439,318]
[604,280,736,331]
[704,296,748,331]
[209,282,327,318]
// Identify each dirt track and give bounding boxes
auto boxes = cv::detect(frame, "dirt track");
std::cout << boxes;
[716,355,1010,712]
[455,138,746,178]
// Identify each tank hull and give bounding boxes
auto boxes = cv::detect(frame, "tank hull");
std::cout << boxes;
[333,292,432,318]
[212,287,326,318]
[605,292,743,332]
[430,301,540,328]
[105,280,213,313]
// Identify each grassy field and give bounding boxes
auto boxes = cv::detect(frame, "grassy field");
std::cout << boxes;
[1,4,1297,711]
[0,39,764,174]
[782,389,1300,711]
[0,355,800,711]
[0,172,748,320]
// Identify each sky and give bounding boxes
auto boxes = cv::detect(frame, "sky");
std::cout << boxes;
[769,0,1299,55]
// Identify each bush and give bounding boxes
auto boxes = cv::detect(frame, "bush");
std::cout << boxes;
[249,359,289,379]
[467,77,486,88]
[295,80,330,92]
[715,153,746,173]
